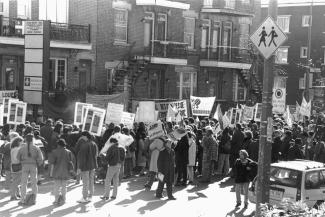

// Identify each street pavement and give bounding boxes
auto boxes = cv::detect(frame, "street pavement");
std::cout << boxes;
[0,175,256,217]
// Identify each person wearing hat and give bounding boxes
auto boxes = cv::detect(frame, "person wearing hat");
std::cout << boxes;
[287,138,304,161]
[200,126,217,183]
[17,134,44,205]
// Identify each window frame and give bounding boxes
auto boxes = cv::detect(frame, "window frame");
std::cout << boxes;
[300,47,308,58]
[200,19,211,49]
[17,0,31,19]
[157,13,167,41]
[224,0,235,9]
[0,2,3,13]
[203,0,213,8]
[277,15,291,33]
[50,58,67,89]
[177,71,197,99]
[233,73,247,102]
[184,17,195,49]
[114,8,128,43]
[302,15,311,27]
[275,47,289,64]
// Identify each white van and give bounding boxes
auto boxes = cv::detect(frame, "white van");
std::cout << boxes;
[248,160,325,207]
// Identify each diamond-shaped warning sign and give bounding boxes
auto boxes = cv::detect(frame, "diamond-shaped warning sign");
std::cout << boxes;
[250,16,288,60]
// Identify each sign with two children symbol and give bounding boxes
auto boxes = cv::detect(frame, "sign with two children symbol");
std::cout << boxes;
[250,16,287,60]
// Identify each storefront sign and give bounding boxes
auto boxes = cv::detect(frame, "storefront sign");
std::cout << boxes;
[24,76,42,91]
[0,90,18,101]
[25,21,43,34]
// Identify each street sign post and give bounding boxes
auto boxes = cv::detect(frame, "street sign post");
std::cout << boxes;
[250,16,287,60]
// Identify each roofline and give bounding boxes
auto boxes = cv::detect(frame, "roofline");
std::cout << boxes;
[262,2,325,8]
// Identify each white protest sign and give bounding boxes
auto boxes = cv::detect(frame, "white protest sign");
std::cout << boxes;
[272,88,286,114]
[74,102,93,125]
[300,98,311,118]
[105,103,124,125]
[254,103,262,122]
[7,100,27,125]
[147,122,165,140]
[121,112,135,129]
[190,96,215,116]
[156,100,188,119]
[242,105,255,121]
[82,107,106,136]
[3,98,19,117]
[138,101,156,122]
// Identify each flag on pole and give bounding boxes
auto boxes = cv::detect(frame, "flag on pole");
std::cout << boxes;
[213,104,223,129]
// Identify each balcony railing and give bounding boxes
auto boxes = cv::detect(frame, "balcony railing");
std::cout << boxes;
[0,16,91,43]
[200,46,252,63]
[202,0,254,14]
[144,40,188,59]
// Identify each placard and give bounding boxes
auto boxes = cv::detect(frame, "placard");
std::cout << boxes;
[82,107,106,136]
[242,105,255,121]
[235,109,242,124]
[230,108,237,126]
[121,112,135,129]
[190,96,215,116]
[105,103,124,125]
[138,101,156,122]
[147,122,165,140]
[0,91,18,101]
[156,100,188,119]
[254,103,262,122]
[272,88,286,114]
[3,98,19,117]
[74,102,92,125]
[7,100,27,125]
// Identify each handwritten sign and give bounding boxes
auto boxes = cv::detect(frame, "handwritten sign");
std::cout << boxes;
[105,103,124,125]
[147,122,165,140]
[121,112,136,129]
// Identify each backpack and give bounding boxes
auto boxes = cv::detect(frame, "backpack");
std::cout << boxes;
[24,193,36,206]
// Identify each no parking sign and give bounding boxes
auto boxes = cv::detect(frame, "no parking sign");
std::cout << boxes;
[272,88,286,114]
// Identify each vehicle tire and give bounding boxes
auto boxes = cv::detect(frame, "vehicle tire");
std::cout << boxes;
[314,200,324,209]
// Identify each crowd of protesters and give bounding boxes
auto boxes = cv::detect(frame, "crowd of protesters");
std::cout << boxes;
[0,113,323,208]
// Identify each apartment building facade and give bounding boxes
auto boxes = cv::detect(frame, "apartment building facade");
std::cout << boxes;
[0,0,93,121]
[69,0,262,113]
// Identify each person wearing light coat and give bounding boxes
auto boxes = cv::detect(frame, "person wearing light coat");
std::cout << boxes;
[187,131,196,184]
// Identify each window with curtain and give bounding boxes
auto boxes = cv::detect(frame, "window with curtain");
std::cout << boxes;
[233,73,246,101]
[201,19,210,50]
[211,21,221,51]
[0,2,3,12]
[184,17,195,49]
[114,9,128,42]
[225,0,235,9]
[176,71,197,99]
[277,16,290,33]
[203,0,213,7]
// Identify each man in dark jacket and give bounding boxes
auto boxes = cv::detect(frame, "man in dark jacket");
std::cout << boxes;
[175,135,189,186]
[40,119,53,154]
[230,124,245,170]
[287,139,304,161]
[280,130,293,160]
[75,131,98,203]
[156,139,176,200]
[272,130,282,163]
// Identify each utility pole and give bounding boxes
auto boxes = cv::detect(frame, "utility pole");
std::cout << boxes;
[255,0,277,216]
[305,0,313,102]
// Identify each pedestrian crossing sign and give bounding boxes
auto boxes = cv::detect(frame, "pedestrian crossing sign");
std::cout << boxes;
[250,16,287,60]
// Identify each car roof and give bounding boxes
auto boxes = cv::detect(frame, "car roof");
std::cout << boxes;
[272,160,325,171]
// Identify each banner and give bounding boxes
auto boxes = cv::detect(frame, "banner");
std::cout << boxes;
[137,101,156,122]
[7,100,27,125]
[167,128,187,141]
[242,105,255,121]
[300,97,311,117]
[74,102,93,125]
[190,96,215,116]
[105,103,124,125]
[254,103,262,122]
[272,88,286,114]
[147,122,165,140]
[284,106,293,128]
[222,112,230,128]
[82,107,106,136]
[121,112,136,129]
[155,100,188,119]
[86,92,126,110]
[213,104,223,127]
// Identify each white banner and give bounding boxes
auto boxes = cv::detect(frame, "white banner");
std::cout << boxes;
[190,96,215,116]
[7,100,27,125]
[147,122,165,140]
[242,105,255,121]
[155,100,188,119]
[137,101,156,122]
[82,107,106,136]
[300,97,311,117]
[121,112,136,129]
[105,103,124,125]
[272,88,286,114]
[74,102,93,126]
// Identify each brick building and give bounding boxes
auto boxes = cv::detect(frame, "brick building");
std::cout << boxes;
[261,1,325,108]
[69,0,262,113]
[0,0,93,121]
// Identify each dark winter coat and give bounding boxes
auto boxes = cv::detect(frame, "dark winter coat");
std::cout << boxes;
[49,147,73,180]
[313,142,325,163]
[231,129,245,156]
[75,137,98,171]
[287,144,304,161]
[175,136,189,164]
[272,137,282,163]
[281,136,292,160]
[157,148,175,184]
[219,133,231,154]
[233,158,257,183]
[244,139,259,162]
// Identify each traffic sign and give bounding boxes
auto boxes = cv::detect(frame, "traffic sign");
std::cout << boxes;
[272,88,286,114]
[250,16,287,59]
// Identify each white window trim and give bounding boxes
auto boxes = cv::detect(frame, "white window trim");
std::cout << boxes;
[178,71,196,99]
[275,46,289,64]
[224,0,235,9]
[51,58,67,86]
[184,17,195,49]
[302,15,311,27]
[300,47,308,58]
[157,13,167,41]
[233,73,247,101]
[114,8,128,43]
[201,19,211,49]
[277,15,291,33]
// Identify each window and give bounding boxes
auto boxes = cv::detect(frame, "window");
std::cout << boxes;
[143,12,154,47]
[277,16,290,33]
[200,19,211,50]
[241,0,251,4]
[184,17,195,49]
[222,21,232,59]
[300,47,308,58]
[39,0,69,23]
[176,68,197,99]
[0,2,3,12]
[211,21,221,51]
[233,73,246,101]
[49,58,67,91]
[275,47,288,64]
[305,171,320,189]
[17,0,31,19]
[157,13,167,41]
[225,0,235,9]
[302,15,311,27]
[270,167,301,188]
[114,9,128,43]
[203,0,213,7]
